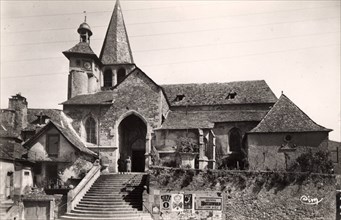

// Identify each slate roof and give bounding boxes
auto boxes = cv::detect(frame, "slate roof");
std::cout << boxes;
[0,124,20,138]
[250,94,331,133]
[99,0,134,65]
[24,113,97,157]
[27,109,62,124]
[61,91,114,105]
[161,80,277,106]
[63,42,100,62]
[160,110,268,129]
[63,42,96,55]
[0,139,26,161]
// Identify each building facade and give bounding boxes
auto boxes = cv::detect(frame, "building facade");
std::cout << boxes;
[1,0,334,176]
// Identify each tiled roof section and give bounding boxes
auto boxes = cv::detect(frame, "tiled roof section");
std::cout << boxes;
[52,121,97,157]
[63,42,96,55]
[0,124,20,138]
[250,94,331,133]
[27,109,62,124]
[161,80,277,106]
[99,0,134,64]
[160,110,268,129]
[61,91,114,105]
[0,139,26,160]
[24,113,97,157]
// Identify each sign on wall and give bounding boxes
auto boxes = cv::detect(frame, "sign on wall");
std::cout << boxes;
[195,197,222,210]
[160,194,171,211]
[171,194,183,211]
[184,194,193,210]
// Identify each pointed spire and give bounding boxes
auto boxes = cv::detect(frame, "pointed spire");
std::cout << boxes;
[100,0,134,65]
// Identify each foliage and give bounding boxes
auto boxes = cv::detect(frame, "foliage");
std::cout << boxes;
[288,150,334,174]
[176,137,199,153]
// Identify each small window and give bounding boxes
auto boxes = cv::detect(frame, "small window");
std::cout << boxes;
[47,134,59,157]
[174,94,185,102]
[226,92,237,100]
[117,68,126,84]
[85,117,97,144]
[24,171,30,176]
[104,70,113,87]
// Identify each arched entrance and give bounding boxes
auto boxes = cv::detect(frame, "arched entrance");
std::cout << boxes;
[118,114,147,172]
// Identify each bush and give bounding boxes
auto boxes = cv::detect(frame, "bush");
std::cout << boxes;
[288,150,333,174]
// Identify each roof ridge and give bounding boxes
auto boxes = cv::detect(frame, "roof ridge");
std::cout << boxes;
[160,79,266,86]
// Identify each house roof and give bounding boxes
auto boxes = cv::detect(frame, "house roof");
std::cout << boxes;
[99,0,134,65]
[0,124,20,139]
[63,42,96,55]
[61,91,114,105]
[27,109,62,124]
[23,114,97,158]
[0,138,26,161]
[161,80,277,106]
[159,110,268,129]
[250,94,331,133]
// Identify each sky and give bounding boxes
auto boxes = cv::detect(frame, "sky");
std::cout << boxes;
[0,1,340,141]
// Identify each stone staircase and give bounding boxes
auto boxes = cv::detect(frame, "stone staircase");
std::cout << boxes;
[60,173,153,220]
[0,200,14,220]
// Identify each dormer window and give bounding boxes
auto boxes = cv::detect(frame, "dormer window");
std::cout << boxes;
[226,92,237,100]
[174,94,185,102]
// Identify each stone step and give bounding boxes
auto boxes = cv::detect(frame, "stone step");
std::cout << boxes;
[85,191,142,196]
[59,214,152,220]
[63,212,151,218]
[80,200,140,205]
[77,203,140,209]
[83,195,141,199]
[72,208,140,214]
[81,197,141,203]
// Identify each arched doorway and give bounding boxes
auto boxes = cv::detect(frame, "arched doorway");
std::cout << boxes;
[118,114,147,172]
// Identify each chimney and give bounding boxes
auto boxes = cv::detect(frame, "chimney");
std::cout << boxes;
[8,93,28,131]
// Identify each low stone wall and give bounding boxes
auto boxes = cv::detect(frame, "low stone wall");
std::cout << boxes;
[146,167,337,220]
[22,194,55,220]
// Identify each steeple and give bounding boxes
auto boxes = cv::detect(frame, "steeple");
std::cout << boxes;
[99,0,134,65]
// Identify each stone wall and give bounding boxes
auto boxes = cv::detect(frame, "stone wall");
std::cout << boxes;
[213,121,258,156]
[0,160,14,199]
[247,132,329,171]
[146,167,337,220]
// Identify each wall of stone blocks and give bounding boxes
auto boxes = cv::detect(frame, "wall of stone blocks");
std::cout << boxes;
[247,132,329,171]
[213,121,259,156]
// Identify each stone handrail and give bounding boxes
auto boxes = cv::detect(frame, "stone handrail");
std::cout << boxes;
[67,163,101,213]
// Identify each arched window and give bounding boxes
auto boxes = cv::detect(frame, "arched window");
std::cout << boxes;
[85,117,97,144]
[103,69,113,87]
[229,128,242,153]
[117,68,126,84]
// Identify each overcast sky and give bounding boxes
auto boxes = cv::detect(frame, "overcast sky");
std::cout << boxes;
[1,1,340,141]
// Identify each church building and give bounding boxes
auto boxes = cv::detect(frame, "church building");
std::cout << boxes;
[7,0,332,175]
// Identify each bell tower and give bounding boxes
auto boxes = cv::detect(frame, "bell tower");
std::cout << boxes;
[99,0,136,89]
[63,13,101,99]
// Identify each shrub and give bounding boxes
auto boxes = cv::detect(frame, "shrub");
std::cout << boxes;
[288,150,333,174]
